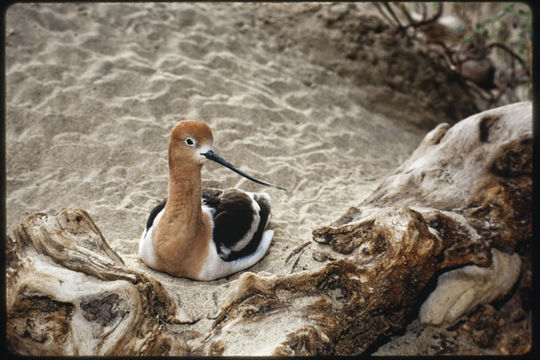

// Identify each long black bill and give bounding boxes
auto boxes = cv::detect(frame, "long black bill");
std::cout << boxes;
[202,150,287,191]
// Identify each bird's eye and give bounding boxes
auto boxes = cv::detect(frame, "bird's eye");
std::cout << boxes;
[185,137,197,147]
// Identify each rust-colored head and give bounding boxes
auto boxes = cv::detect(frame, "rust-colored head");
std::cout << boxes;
[171,120,213,144]
[169,120,214,167]
[168,120,287,191]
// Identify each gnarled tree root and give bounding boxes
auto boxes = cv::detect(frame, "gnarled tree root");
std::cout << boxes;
[6,102,531,355]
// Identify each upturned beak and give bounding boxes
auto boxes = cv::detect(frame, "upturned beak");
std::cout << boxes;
[202,150,287,191]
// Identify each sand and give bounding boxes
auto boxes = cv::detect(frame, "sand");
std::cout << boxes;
[5,3,424,338]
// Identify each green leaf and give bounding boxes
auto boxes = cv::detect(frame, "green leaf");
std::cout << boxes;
[480,18,492,26]
[501,3,514,15]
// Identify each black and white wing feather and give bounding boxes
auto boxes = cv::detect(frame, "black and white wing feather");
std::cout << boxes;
[203,188,271,262]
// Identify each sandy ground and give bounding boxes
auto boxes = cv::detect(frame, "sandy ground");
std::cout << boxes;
[5,3,424,339]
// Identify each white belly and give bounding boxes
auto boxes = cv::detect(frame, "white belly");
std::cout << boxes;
[139,208,164,269]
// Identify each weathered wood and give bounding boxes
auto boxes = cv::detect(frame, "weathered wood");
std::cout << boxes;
[6,208,191,356]
[199,102,531,355]
[6,102,531,355]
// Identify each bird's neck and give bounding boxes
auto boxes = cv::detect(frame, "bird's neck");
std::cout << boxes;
[151,161,212,278]
[152,160,209,274]
[158,156,203,235]
[164,162,204,231]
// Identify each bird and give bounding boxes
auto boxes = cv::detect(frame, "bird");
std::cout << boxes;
[139,120,286,281]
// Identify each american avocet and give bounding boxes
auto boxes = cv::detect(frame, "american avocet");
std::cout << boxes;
[139,120,286,281]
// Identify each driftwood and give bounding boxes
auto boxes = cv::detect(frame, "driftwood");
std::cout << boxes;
[6,102,531,355]
[6,209,192,355]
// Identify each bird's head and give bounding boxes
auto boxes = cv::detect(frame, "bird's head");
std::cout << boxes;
[169,120,287,191]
